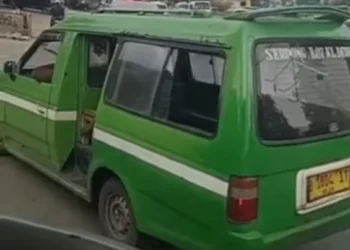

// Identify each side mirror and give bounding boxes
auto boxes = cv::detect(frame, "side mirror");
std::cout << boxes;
[3,61,16,75]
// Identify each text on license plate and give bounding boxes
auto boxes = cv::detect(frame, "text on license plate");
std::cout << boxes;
[307,167,350,203]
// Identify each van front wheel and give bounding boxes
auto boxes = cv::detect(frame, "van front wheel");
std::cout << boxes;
[98,178,138,245]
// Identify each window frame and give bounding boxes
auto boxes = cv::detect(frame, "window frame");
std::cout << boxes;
[253,37,350,146]
[18,31,64,82]
[103,37,226,139]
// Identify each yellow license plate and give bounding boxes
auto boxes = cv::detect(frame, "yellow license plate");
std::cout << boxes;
[307,167,350,203]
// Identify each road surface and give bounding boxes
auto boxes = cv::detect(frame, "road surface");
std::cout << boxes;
[0,156,101,234]
[0,8,79,67]
[1,156,350,250]
[0,9,350,250]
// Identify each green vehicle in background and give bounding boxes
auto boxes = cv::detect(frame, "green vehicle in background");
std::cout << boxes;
[2,5,350,250]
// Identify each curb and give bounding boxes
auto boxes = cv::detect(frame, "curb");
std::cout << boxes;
[0,33,31,41]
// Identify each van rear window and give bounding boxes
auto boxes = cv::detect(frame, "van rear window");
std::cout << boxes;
[256,41,350,142]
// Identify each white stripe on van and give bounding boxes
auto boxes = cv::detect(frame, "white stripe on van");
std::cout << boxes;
[93,128,229,197]
[0,91,229,196]
[0,91,76,121]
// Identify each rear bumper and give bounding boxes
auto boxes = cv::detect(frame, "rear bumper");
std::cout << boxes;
[220,206,350,250]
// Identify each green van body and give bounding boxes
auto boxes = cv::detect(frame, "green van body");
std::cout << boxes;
[1,6,350,250]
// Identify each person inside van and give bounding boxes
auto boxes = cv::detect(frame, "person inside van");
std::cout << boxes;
[89,39,109,86]
[32,63,55,83]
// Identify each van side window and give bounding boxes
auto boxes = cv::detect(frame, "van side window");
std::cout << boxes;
[87,36,116,88]
[105,41,224,136]
[152,49,224,135]
[105,42,169,114]
[189,52,224,85]
[19,32,63,83]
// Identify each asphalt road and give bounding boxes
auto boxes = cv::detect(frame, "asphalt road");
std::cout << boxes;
[0,9,350,250]
[0,156,101,234]
[1,156,350,250]
[0,39,31,66]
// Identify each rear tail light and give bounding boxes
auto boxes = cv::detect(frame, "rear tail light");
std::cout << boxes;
[228,177,258,223]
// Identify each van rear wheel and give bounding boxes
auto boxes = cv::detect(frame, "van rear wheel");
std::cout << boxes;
[98,178,138,245]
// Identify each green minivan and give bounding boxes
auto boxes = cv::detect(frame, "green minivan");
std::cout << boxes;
[1,5,350,250]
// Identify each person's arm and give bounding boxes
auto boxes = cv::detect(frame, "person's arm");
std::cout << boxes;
[32,64,55,83]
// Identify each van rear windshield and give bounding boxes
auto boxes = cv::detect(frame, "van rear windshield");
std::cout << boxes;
[256,41,350,142]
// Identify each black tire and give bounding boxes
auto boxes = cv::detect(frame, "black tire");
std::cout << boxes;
[98,178,138,245]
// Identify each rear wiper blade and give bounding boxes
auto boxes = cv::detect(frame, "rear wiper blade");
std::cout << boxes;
[294,60,328,76]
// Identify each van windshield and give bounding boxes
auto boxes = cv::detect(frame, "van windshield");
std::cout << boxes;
[256,41,350,142]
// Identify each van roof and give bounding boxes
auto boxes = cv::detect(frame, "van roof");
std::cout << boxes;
[52,6,350,47]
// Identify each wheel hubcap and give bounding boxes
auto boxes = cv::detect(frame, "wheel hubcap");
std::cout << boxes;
[105,194,131,240]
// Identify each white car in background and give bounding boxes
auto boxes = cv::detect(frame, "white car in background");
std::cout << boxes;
[150,0,168,9]
[97,0,165,12]
[188,0,211,12]
[173,1,211,13]
[174,1,189,9]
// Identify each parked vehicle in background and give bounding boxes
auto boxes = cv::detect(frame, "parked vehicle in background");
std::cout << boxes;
[70,0,90,10]
[173,1,211,12]
[3,5,350,250]
[97,1,161,12]
[65,0,101,10]
[151,1,168,9]
[188,0,211,12]
[173,1,188,9]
